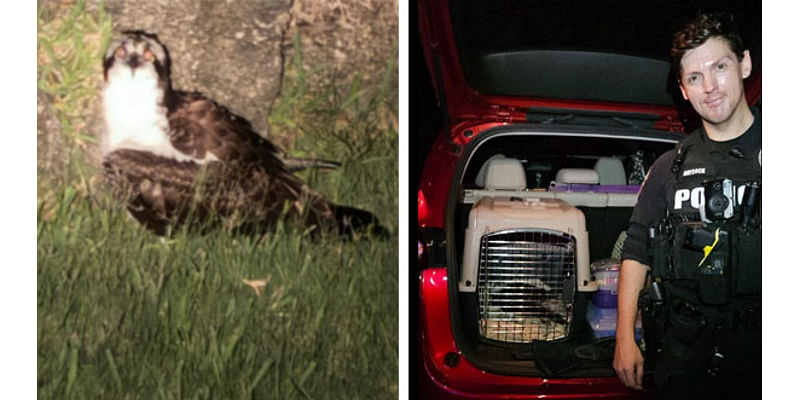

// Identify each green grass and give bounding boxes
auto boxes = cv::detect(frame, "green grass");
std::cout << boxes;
[37,3,398,399]
[38,197,397,399]
[37,0,112,148]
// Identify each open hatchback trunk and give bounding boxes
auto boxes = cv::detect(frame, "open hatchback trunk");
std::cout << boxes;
[448,123,682,377]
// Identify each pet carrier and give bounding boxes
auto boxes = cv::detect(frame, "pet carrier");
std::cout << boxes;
[460,197,596,343]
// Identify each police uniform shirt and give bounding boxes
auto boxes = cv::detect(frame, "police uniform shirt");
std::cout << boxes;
[620,107,762,267]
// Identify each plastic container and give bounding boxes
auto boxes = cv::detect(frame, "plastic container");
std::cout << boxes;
[590,259,620,308]
[586,303,642,340]
[593,290,618,308]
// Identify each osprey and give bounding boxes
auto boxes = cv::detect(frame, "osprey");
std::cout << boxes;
[101,30,384,236]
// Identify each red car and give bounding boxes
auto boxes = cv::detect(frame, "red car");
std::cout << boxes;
[413,1,761,398]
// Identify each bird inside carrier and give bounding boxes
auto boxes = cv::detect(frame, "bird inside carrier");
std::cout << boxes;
[461,197,594,343]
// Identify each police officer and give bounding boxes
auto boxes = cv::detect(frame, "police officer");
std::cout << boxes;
[613,12,761,398]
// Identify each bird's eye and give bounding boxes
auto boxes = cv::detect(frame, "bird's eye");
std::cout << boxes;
[115,46,127,58]
[143,49,155,62]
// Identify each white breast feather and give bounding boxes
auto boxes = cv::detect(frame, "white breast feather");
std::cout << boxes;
[102,64,215,163]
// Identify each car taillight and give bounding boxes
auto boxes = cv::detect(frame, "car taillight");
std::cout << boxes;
[418,189,430,223]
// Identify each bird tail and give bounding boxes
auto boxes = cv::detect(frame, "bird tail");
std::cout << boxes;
[332,204,389,238]
[282,157,341,173]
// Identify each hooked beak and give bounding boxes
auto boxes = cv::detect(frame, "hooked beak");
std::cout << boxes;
[127,55,141,69]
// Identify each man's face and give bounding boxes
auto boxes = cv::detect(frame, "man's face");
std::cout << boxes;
[679,37,752,125]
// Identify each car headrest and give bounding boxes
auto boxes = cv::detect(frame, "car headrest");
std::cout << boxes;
[594,157,627,185]
[482,156,527,190]
[475,154,507,188]
[555,168,599,185]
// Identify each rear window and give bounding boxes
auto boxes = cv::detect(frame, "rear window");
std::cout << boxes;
[463,132,677,189]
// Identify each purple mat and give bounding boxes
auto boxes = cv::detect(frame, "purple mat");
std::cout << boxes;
[550,183,641,194]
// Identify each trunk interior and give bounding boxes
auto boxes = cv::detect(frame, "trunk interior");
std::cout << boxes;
[448,125,679,377]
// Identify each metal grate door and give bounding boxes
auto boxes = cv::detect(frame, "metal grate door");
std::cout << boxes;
[477,229,576,343]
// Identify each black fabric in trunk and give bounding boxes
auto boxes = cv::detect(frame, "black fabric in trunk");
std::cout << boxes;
[530,293,616,377]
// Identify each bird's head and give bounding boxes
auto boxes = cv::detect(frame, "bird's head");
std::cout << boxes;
[103,30,171,88]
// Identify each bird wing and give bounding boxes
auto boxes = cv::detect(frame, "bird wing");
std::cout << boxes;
[167,91,343,174]
[103,149,203,234]
[103,148,338,235]
[167,90,286,172]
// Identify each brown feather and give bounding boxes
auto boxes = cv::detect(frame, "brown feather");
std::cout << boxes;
[103,149,338,235]
[167,91,285,170]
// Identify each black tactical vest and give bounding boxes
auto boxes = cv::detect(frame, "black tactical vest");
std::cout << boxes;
[651,128,761,308]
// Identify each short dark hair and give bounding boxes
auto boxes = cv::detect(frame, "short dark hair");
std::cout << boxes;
[671,12,745,75]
